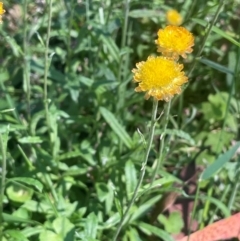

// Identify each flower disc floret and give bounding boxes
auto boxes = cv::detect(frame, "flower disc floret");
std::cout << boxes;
[166,9,182,26]
[155,25,194,60]
[132,56,188,101]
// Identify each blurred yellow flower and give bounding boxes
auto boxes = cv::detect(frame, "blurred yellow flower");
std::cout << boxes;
[166,9,182,26]
[132,56,188,101]
[0,2,5,24]
[155,25,194,60]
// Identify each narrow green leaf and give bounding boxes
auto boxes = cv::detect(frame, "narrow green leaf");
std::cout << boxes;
[3,213,40,225]
[192,18,240,47]
[138,222,175,241]
[18,136,43,144]
[155,129,195,145]
[8,177,43,192]
[100,35,120,62]
[199,195,231,217]
[0,108,15,113]
[201,141,240,180]
[20,227,43,238]
[114,197,123,218]
[104,212,121,229]
[199,58,234,75]
[125,161,137,198]
[99,107,133,148]
[130,195,162,222]
[129,9,167,18]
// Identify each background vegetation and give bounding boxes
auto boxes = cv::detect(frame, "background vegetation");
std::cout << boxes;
[0,0,240,240]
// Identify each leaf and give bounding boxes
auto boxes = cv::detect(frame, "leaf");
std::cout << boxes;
[39,230,62,241]
[99,107,133,148]
[100,35,120,62]
[0,108,15,113]
[155,129,195,145]
[192,18,240,47]
[179,212,240,241]
[199,58,234,75]
[8,177,43,192]
[6,184,33,203]
[96,183,109,202]
[83,212,98,239]
[4,229,29,241]
[0,125,9,151]
[18,136,43,144]
[2,213,40,225]
[201,141,240,180]
[130,195,162,222]
[21,227,44,238]
[114,198,123,219]
[129,9,167,18]
[138,222,175,241]
[104,213,120,228]
[158,211,184,234]
[52,217,75,241]
[124,161,137,198]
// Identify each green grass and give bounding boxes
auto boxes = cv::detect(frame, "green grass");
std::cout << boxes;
[0,0,240,240]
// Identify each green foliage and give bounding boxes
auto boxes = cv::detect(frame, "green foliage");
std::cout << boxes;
[0,0,239,240]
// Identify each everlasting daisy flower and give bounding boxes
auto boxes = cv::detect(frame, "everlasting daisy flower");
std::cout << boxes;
[155,25,194,60]
[0,2,5,24]
[132,56,188,101]
[166,9,182,26]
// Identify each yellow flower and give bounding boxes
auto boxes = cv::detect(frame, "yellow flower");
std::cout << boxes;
[0,2,5,24]
[132,56,188,101]
[155,25,194,60]
[166,9,182,26]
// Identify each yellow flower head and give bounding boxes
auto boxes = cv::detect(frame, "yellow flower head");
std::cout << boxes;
[155,25,194,60]
[166,9,182,26]
[132,56,188,101]
[0,2,5,24]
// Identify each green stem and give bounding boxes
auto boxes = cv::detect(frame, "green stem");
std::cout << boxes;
[200,185,213,229]
[117,0,130,82]
[23,0,31,122]
[151,100,171,184]
[188,0,226,78]
[43,0,53,134]
[0,135,6,241]
[66,0,75,72]
[187,182,200,241]
[227,166,240,210]
[113,99,158,241]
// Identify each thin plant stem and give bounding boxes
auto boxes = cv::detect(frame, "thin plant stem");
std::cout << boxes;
[188,0,226,78]
[187,182,200,241]
[151,100,171,184]
[120,0,130,50]
[227,163,240,210]
[183,0,198,23]
[66,0,75,72]
[113,99,158,241]
[23,0,31,121]
[0,134,7,241]
[208,183,230,224]
[117,0,131,83]
[43,0,53,134]
[117,0,131,111]
[200,185,213,229]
